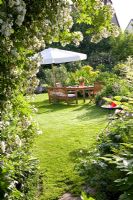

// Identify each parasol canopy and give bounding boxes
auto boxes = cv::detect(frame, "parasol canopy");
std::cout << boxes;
[38,48,87,64]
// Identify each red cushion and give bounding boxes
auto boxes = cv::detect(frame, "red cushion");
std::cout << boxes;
[110,102,117,107]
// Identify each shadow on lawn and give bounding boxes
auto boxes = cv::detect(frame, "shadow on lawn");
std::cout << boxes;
[69,148,95,178]
[32,96,111,118]
[73,104,110,121]
[69,148,93,163]
[32,99,79,114]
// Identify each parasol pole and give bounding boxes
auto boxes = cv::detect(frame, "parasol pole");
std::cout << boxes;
[52,64,56,87]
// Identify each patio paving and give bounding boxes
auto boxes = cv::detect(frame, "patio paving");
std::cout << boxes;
[59,193,82,200]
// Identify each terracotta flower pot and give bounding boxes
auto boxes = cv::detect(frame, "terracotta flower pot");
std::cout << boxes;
[79,81,85,87]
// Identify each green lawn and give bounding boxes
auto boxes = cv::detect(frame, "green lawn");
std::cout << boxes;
[32,93,108,200]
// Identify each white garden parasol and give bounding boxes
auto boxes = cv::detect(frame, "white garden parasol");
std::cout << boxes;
[38,47,87,64]
[34,47,87,86]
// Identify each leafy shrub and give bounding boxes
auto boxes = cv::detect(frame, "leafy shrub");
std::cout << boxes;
[0,94,42,200]
[95,57,133,106]
[96,71,118,82]
[112,63,127,76]
[65,61,82,72]
[77,98,133,200]
[112,57,133,91]
[87,51,114,69]
[81,192,96,200]
[43,65,69,86]
[68,65,99,85]
[96,64,106,72]
[95,77,130,105]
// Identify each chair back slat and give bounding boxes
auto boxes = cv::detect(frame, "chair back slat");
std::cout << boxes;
[48,87,77,104]
[93,82,103,94]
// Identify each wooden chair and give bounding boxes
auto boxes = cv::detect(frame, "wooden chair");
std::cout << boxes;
[55,82,62,87]
[48,87,78,104]
[93,82,103,95]
[88,82,103,101]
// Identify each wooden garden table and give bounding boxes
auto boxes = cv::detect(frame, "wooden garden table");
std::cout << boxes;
[66,85,94,103]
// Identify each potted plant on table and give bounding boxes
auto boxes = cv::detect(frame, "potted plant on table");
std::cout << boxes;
[78,76,85,87]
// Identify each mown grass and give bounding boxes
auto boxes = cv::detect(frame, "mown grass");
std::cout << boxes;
[32,93,108,200]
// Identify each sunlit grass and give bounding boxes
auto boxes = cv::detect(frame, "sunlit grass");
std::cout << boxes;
[32,93,108,200]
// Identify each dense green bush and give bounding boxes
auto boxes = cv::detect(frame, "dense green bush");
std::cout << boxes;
[43,65,69,86]
[68,65,99,86]
[64,31,133,69]
[95,57,133,106]
[77,99,133,200]
[95,78,130,105]
[95,64,107,72]
[112,63,127,76]
[76,51,133,200]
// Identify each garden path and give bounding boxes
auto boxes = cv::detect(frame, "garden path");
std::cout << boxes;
[59,193,81,200]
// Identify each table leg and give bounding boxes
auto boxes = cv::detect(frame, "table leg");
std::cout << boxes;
[83,90,85,103]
